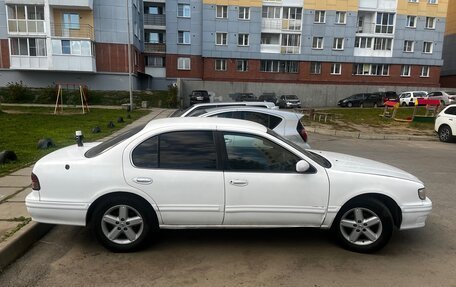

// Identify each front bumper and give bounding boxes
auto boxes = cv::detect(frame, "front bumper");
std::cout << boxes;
[400,198,432,230]
[25,190,88,226]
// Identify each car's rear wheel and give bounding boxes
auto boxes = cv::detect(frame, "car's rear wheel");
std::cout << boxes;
[401,102,407,107]
[92,195,157,252]
[438,125,453,142]
[332,198,393,253]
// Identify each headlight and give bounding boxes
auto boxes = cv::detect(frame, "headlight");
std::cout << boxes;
[418,188,426,200]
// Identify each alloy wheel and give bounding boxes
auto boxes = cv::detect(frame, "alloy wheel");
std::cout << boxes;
[101,205,144,244]
[339,207,383,246]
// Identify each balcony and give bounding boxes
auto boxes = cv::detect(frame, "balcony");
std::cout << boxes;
[281,46,300,54]
[144,43,166,53]
[261,44,281,54]
[7,20,46,35]
[144,14,166,27]
[48,0,93,9]
[51,24,94,40]
[10,56,49,70]
[262,19,282,32]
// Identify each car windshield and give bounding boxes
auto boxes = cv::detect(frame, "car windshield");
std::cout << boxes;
[445,91,456,95]
[267,129,331,168]
[286,95,298,100]
[85,124,146,158]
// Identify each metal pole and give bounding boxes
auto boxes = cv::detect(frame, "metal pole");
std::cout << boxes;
[126,0,133,110]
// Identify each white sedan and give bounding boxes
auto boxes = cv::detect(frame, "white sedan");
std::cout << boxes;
[198,107,310,149]
[26,118,432,253]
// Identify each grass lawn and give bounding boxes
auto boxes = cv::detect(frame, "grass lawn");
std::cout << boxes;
[0,105,149,176]
[311,107,435,132]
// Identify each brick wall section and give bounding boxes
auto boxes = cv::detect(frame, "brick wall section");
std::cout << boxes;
[198,59,440,87]
[440,75,456,88]
[0,40,10,69]
[166,54,204,78]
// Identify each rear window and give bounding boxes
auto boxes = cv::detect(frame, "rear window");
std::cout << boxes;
[445,91,456,95]
[85,124,146,158]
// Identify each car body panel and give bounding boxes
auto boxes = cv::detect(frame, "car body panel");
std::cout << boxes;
[434,104,456,135]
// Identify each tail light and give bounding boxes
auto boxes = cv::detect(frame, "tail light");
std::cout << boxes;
[31,173,41,190]
[297,121,308,142]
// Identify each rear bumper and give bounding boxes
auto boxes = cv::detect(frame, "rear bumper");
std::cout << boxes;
[25,191,88,226]
[399,198,432,230]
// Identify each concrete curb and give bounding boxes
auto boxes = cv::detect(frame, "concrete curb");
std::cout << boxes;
[0,222,53,271]
[309,127,438,142]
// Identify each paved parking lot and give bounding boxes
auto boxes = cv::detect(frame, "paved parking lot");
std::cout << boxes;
[0,133,455,287]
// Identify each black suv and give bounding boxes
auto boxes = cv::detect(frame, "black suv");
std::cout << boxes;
[189,90,210,105]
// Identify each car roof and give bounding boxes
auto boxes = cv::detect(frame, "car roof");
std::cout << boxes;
[200,106,303,118]
[189,101,275,108]
[144,117,268,133]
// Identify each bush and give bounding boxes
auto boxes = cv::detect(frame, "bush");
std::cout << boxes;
[3,81,31,103]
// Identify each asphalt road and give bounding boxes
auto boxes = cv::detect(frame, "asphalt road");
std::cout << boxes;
[0,133,455,287]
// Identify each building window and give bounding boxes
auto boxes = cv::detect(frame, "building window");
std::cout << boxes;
[260,60,298,73]
[406,15,416,28]
[63,13,80,30]
[10,37,46,56]
[333,38,344,50]
[426,17,436,29]
[312,37,324,49]
[238,34,249,46]
[51,39,91,56]
[145,56,165,67]
[401,65,411,76]
[404,40,414,52]
[178,31,191,44]
[354,64,389,76]
[409,0,419,3]
[314,10,326,23]
[375,13,394,34]
[262,6,281,19]
[355,37,373,48]
[146,32,164,44]
[7,5,45,33]
[237,59,248,72]
[216,32,227,45]
[310,62,321,74]
[373,38,392,50]
[283,7,302,20]
[177,57,191,70]
[335,11,346,24]
[428,0,438,4]
[215,59,227,71]
[238,7,250,20]
[281,34,301,49]
[423,42,433,53]
[177,4,191,18]
[216,5,227,19]
[331,63,342,75]
[421,66,430,77]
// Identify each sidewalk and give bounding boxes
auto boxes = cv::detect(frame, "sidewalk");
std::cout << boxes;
[0,108,175,270]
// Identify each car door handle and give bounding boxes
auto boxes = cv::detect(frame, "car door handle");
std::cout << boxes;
[133,177,153,185]
[229,179,248,187]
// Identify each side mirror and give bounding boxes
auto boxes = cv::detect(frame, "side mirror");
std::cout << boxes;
[296,160,310,173]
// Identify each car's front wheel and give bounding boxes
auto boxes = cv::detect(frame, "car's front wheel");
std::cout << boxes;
[333,198,393,253]
[438,125,453,142]
[347,102,353,108]
[92,195,157,252]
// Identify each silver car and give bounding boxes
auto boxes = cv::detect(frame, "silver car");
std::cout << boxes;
[173,102,278,117]
[198,107,310,149]
[426,91,456,106]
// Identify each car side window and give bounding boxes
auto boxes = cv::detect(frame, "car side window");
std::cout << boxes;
[445,107,456,115]
[223,132,300,172]
[243,112,270,128]
[132,131,218,170]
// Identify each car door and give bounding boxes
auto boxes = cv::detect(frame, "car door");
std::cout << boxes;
[123,130,224,225]
[444,106,456,132]
[221,131,330,226]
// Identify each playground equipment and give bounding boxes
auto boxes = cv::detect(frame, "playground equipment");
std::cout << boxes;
[54,83,90,114]
[381,99,441,122]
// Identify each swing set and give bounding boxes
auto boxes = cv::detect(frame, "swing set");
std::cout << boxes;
[54,83,90,114]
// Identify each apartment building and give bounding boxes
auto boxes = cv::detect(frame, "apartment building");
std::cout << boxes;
[441,0,456,87]
[142,0,448,98]
[0,0,144,90]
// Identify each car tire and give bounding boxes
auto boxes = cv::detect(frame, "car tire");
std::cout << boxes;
[332,198,393,253]
[91,195,158,252]
[401,102,407,107]
[347,102,353,108]
[360,103,364,108]
[438,125,453,143]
